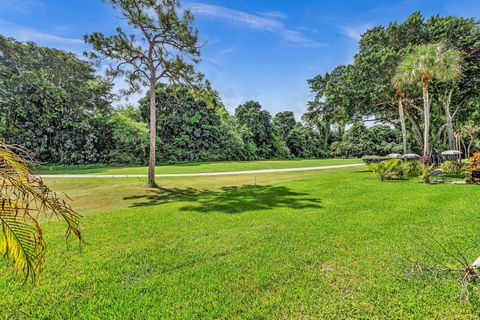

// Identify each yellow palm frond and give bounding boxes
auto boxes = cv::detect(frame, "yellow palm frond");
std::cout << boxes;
[0,140,83,283]
[0,201,45,281]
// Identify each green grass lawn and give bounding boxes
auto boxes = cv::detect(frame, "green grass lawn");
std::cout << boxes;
[33,158,362,175]
[2,167,480,319]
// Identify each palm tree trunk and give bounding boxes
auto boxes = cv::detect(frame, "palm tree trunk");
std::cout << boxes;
[422,81,430,157]
[443,89,455,150]
[397,93,407,154]
[148,80,157,187]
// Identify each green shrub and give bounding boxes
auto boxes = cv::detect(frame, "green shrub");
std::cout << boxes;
[403,160,421,178]
[369,159,421,181]
[440,160,465,175]
[369,159,404,181]
[421,165,434,183]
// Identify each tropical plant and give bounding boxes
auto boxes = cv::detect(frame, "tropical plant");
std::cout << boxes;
[421,164,434,183]
[368,159,408,181]
[461,123,480,157]
[468,152,480,171]
[403,160,421,178]
[440,160,465,175]
[394,43,463,156]
[0,142,82,282]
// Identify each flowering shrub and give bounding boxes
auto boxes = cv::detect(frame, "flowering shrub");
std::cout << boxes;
[468,152,480,171]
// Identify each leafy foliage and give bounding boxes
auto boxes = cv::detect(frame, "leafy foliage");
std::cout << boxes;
[0,36,113,164]
[139,85,246,162]
[421,164,434,183]
[468,152,480,171]
[331,123,402,158]
[439,160,465,175]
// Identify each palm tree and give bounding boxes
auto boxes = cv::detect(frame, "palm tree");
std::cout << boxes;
[0,141,82,283]
[394,43,462,156]
[394,88,408,154]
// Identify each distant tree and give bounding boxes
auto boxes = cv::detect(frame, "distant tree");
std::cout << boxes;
[107,108,149,164]
[0,142,82,282]
[85,0,203,187]
[330,123,401,158]
[306,66,356,140]
[394,43,462,155]
[139,85,244,162]
[235,101,289,158]
[273,111,296,140]
[460,122,480,157]
[286,124,308,157]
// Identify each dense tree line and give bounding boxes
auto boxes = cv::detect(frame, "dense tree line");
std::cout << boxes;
[0,36,332,164]
[0,36,114,164]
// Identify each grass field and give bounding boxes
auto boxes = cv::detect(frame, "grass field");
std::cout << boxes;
[33,158,362,175]
[1,166,480,319]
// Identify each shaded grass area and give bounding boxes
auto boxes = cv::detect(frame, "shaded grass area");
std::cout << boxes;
[1,167,480,319]
[33,158,362,175]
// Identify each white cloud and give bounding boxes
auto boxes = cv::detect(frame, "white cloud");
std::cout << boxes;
[188,2,322,47]
[339,24,371,41]
[259,11,288,20]
[0,19,85,53]
[0,0,43,13]
[29,31,83,45]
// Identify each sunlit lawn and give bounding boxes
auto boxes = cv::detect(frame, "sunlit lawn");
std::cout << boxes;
[33,158,362,175]
[1,166,480,319]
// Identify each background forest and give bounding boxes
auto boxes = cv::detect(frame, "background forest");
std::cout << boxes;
[0,12,479,165]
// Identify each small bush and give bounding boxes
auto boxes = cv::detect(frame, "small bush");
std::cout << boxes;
[469,152,480,171]
[369,159,404,181]
[440,160,465,175]
[467,152,480,184]
[421,165,434,183]
[369,159,421,181]
[403,160,421,178]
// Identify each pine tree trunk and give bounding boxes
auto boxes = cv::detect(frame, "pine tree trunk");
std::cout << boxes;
[422,82,430,157]
[148,81,157,187]
[398,97,407,154]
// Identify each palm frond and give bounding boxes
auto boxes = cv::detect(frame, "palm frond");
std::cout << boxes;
[394,43,463,87]
[0,141,83,283]
[0,201,45,282]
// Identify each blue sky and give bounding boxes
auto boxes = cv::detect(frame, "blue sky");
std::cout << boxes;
[0,0,479,118]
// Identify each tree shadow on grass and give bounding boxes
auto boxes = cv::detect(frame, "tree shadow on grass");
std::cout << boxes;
[123,187,207,207]
[124,185,322,214]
